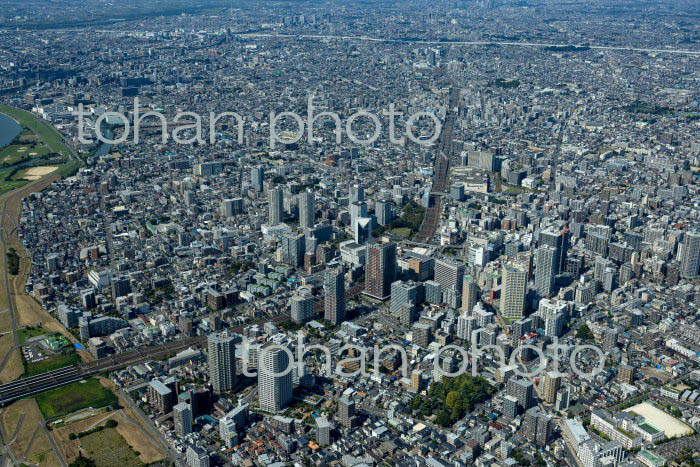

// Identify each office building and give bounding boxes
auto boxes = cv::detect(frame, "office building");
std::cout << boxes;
[391,280,421,327]
[434,259,465,297]
[450,183,465,202]
[349,201,368,231]
[424,280,442,305]
[349,184,364,203]
[80,289,96,310]
[555,388,571,411]
[354,217,372,244]
[221,198,242,217]
[539,225,569,274]
[413,322,432,348]
[111,276,131,299]
[208,333,236,393]
[281,233,305,267]
[376,199,393,226]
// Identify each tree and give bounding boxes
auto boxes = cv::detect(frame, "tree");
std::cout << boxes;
[576,324,594,341]
[436,410,452,427]
[445,391,460,410]
[70,456,96,467]
[105,419,118,428]
[410,396,422,411]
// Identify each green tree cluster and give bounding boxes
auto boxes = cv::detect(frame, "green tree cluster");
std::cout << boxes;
[410,375,496,427]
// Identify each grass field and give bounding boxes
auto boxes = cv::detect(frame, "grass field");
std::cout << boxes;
[0,146,28,166]
[54,409,166,465]
[390,227,412,237]
[0,130,51,168]
[18,326,49,344]
[0,399,56,465]
[0,167,31,196]
[24,351,82,377]
[0,333,23,384]
[36,379,119,419]
[80,427,143,467]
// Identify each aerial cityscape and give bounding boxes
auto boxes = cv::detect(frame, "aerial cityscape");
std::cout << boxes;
[0,1,700,466]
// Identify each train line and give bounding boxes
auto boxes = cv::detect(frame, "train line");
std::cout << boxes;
[0,312,292,406]
[414,86,460,244]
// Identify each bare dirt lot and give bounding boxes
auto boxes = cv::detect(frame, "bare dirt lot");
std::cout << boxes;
[625,402,693,438]
[21,166,59,180]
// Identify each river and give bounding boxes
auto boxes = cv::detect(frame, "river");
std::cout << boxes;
[0,112,22,149]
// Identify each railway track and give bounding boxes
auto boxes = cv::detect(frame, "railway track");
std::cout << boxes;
[0,312,292,406]
[414,86,460,244]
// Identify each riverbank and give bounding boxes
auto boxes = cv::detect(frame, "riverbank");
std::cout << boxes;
[0,112,22,150]
[0,105,79,196]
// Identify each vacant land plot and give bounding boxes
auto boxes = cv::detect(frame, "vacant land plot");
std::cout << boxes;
[80,427,143,467]
[54,409,165,464]
[36,378,119,419]
[54,411,115,462]
[0,333,23,383]
[0,398,54,465]
[625,402,693,438]
[101,378,167,463]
